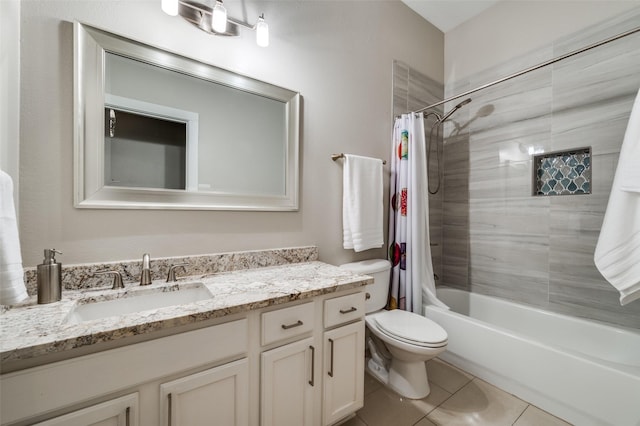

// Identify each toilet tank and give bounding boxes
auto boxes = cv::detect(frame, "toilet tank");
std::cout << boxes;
[340,259,391,314]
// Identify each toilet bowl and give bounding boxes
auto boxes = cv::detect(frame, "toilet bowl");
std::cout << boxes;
[340,259,448,399]
[365,308,447,398]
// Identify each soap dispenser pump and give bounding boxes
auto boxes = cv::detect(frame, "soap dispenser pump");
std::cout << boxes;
[37,249,63,304]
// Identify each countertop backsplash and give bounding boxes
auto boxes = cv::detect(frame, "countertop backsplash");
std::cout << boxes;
[22,246,319,297]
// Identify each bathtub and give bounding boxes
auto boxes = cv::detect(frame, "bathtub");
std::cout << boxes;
[424,287,640,426]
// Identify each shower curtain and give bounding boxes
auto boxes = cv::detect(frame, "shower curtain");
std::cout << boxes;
[388,113,446,313]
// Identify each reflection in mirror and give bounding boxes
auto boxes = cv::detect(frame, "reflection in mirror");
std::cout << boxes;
[103,90,199,191]
[104,107,187,190]
[74,22,300,210]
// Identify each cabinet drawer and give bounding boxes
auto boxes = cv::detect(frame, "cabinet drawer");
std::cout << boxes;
[324,292,365,328]
[262,302,315,346]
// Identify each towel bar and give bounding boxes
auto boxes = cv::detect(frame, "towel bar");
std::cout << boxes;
[331,153,386,165]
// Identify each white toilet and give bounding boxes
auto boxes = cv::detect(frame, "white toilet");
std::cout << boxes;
[340,259,448,399]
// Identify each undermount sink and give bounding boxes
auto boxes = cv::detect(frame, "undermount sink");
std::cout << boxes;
[66,283,213,324]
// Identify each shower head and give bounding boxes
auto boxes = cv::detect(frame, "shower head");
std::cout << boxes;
[456,98,472,108]
[439,98,472,123]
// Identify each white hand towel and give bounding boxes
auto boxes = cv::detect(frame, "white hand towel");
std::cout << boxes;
[0,170,28,305]
[342,154,384,252]
[594,88,640,305]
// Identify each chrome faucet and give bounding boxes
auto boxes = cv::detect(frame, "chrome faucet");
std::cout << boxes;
[94,270,125,290]
[140,253,152,286]
[166,263,188,282]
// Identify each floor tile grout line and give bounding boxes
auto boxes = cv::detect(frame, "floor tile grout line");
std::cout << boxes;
[467,375,534,423]
[411,414,427,426]
[355,413,368,426]
[511,404,531,425]
[422,375,476,424]
[359,360,571,426]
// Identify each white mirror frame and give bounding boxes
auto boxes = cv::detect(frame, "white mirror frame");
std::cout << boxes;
[74,22,300,211]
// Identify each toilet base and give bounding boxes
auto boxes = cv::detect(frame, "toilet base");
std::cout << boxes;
[367,357,389,384]
[388,358,431,399]
[366,357,431,399]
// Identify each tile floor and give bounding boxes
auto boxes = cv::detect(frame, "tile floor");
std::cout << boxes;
[343,358,572,426]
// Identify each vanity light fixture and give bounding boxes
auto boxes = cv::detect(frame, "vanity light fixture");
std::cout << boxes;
[211,0,227,33]
[161,0,269,47]
[255,14,269,47]
[161,0,178,16]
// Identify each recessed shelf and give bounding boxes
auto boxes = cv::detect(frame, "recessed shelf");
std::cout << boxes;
[533,147,591,196]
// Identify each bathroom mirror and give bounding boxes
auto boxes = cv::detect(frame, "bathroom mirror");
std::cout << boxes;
[74,22,300,210]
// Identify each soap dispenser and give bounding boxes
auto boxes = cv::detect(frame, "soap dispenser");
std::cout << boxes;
[37,249,63,304]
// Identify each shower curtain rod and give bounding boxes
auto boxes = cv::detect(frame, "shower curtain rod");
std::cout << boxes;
[414,25,640,114]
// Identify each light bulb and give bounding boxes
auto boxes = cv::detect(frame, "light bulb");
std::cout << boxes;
[212,0,227,33]
[161,0,179,16]
[256,15,269,47]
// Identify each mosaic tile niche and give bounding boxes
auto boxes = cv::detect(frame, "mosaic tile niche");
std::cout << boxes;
[534,148,591,196]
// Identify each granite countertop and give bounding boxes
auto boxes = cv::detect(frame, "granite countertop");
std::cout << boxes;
[0,261,371,368]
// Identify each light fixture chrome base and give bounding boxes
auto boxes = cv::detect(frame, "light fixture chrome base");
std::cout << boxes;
[170,0,269,46]
[178,0,239,37]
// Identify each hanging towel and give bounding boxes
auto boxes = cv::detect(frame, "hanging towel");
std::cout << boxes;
[0,170,28,305]
[620,166,640,193]
[342,154,384,252]
[594,88,640,306]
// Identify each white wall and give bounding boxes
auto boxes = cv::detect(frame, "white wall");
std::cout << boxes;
[445,0,640,84]
[18,0,443,266]
[1,0,20,207]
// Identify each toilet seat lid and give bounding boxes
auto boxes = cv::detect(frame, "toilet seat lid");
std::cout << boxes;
[374,309,448,347]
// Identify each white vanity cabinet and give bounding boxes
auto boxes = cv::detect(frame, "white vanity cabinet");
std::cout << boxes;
[32,393,139,426]
[260,302,319,426]
[159,359,249,426]
[1,289,366,426]
[261,337,317,426]
[322,293,366,426]
[260,292,366,426]
[0,318,249,426]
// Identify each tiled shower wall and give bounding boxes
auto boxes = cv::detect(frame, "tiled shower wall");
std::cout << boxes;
[392,61,444,283]
[441,10,640,328]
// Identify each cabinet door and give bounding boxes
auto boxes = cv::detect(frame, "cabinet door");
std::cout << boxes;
[261,337,316,426]
[323,321,365,426]
[33,393,138,426]
[159,358,249,426]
